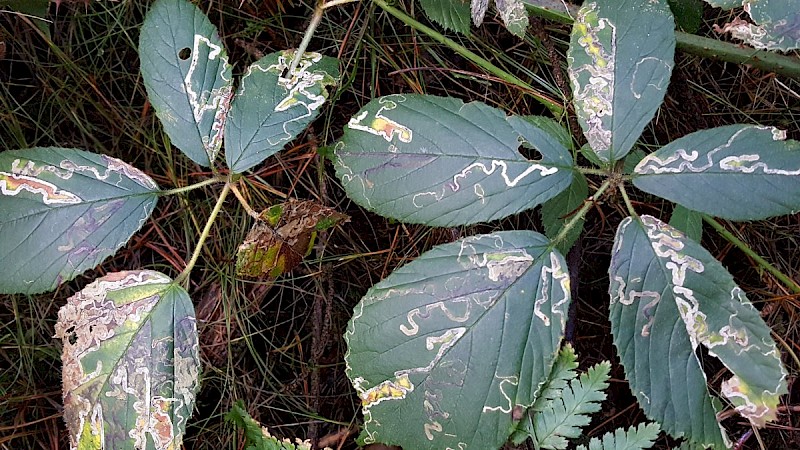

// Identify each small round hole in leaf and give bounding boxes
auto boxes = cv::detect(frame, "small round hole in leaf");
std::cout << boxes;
[178,47,191,60]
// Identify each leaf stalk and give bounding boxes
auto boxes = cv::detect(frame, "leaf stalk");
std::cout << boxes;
[176,181,232,288]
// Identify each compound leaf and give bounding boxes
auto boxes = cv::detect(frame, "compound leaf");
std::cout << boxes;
[530,361,610,449]
[226,401,317,450]
[139,0,233,167]
[568,0,675,163]
[418,0,472,34]
[510,343,581,445]
[335,95,573,226]
[345,231,571,449]
[577,422,661,450]
[633,125,800,220]
[55,270,199,450]
[609,215,787,448]
[717,0,800,51]
[225,51,339,173]
[0,148,159,295]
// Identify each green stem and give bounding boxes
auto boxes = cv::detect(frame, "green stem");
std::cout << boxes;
[175,181,232,288]
[703,215,800,294]
[372,0,564,116]
[158,177,225,196]
[617,183,637,218]
[522,0,800,80]
[552,179,612,245]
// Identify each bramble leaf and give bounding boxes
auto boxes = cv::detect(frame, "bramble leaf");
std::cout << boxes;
[236,199,348,279]
[345,231,570,449]
[0,148,159,295]
[713,0,800,51]
[139,0,233,167]
[609,215,787,448]
[668,0,703,33]
[418,0,472,34]
[669,204,703,242]
[568,0,675,163]
[225,51,339,173]
[633,125,800,220]
[55,270,199,450]
[335,95,573,226]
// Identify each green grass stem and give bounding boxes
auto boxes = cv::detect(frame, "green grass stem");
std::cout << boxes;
[372,0,564,115]
[703,215,800,294]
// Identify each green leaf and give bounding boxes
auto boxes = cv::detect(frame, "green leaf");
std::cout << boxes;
[633,125,800,220]
[345,231,571,449]
[568,0,675,163]
[609,215,787,448]
[530,361,610,449]
[718,0,800,51]
[541,171,588,255]
[668,0,703,33]
[0,148,159,295]
[0,0,50,37]
[225,51,339,173]
[470,0,530,36]
[576,422,661,450]
[580,143,605,168]
[226,400,315,450]
[55,270,199,450]
[418,0,473,34]
[622,148,647,175]
[669,204,703,242]
[335,95,573,226]
[139,0,233,167]
[510,343,580,445]
[524,116,574,151]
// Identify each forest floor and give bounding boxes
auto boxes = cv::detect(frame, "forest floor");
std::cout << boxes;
[1,1,799,449]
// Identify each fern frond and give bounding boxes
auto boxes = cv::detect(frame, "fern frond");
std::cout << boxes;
[532,360,611,449]
[511,344,580,445]
[577,422,661,450]
[533,343,580,411]
[226,400,329,450]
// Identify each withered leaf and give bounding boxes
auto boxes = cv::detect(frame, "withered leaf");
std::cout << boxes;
[236,199,348,279]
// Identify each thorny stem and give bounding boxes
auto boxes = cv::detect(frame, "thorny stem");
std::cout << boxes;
[372,0,564,116]
[576,166,612,176]
[551,179,612,246]
[617,183,637,218]
[158,177,225,196]
[703,215,800,294]
[175,181,232,288]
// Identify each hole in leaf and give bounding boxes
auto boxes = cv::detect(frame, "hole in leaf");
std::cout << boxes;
[68,332,77,345]
[178,47,191,60]
[280,67,290,79]
[518,143,544,162]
